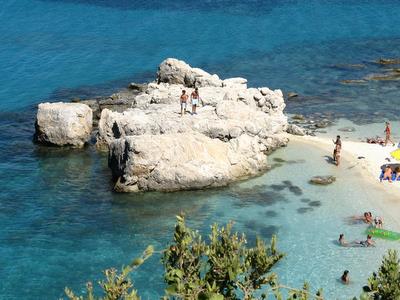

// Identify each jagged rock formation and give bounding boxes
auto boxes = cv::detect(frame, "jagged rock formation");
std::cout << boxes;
[34,58,289,192]
[103,58,288,192]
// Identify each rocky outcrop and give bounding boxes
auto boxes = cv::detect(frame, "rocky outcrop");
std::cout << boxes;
[34,102,92,147]
[34,58,289,192]
[157,58,222,87]
[102,58,288,192]
[109,133,275,192]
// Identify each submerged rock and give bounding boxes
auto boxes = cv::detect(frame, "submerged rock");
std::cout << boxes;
[34,102,92,147]
[338,126,356,132]
[340,79,367,85]
[377,58,400,65]
[309,175,336,185]
[287,92,299,99]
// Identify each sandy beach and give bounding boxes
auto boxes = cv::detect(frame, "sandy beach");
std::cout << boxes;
[289,133,400,225]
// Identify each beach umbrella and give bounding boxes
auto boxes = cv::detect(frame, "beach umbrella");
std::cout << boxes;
[390,149,400,160]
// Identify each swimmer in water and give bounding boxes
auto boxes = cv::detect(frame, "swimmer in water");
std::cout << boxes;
[358,235,375,247]
[341,270,350,284]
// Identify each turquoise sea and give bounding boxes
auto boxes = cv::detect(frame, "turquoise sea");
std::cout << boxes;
[1,0,400,299]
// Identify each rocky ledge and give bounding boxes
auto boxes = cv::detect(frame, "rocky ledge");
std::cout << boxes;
[35,58,289,192]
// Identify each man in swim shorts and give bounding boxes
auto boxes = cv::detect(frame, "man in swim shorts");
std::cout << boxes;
[359,235,375,247]
[191,87,200,115]
[180,90,188,116]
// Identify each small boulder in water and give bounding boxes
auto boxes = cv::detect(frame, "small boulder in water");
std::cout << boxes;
[287,124,306,136]
[287,92,298,99]
[34,102,92,147]
[309,175,336,185]
[338,126,356,132]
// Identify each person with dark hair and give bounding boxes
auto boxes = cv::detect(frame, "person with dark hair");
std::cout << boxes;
[180,90,188,116]
[333,135,342,166]
[341,270,350,284]
[358,235,375,247]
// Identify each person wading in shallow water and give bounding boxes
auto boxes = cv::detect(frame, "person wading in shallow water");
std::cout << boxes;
[190,87,200,115]
[384,121,395,147]
[333,135,342,166]
[180,90,188,116]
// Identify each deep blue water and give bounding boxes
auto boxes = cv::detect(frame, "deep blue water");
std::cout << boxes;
[1,0,400,299]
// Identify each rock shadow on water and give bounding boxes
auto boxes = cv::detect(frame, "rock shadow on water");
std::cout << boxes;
[282,180,293,187]
[308,200,322,207]
[269,180,303,196]
[230,185,288,208]
[297,207,313,214]
[269,163,283,170]
[269,184,286,191]
[272,158,306,165]
[243,220,279,245]
[288,185,303,196]
[265,210,278,217]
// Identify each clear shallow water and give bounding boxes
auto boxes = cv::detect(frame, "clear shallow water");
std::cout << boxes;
[2,0,400,299]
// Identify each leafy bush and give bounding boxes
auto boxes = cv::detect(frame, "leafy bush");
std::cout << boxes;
[357,249,400,300]
[63,215,331,300]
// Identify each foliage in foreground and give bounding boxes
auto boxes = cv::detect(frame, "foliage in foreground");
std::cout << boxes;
[64,216,399,300]
[64,245,154,300]
[357,249,400,300]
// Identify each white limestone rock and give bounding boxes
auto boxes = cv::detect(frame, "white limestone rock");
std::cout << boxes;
[35,102,92,147]
[287,124,306,136]
[108,133,270,192]
[157,58,222,87]
[222,77,248,89]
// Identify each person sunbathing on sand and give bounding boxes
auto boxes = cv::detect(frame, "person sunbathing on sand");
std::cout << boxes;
[395,166,400,181]
[382,166,393,183]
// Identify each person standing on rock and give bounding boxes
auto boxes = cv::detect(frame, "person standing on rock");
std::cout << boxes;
[180,90,188,116]
[333,135,341,166]
[190,87,200,115]
[384,121,395,147]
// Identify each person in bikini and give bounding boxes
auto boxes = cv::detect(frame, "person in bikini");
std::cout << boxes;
[180,90,188,116]
[382,166,393,183]
[394,166,400,181]
[190,87,200,115]
[333,135,342,166]
[384,122,395,147]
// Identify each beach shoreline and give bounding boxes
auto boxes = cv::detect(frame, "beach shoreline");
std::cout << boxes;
[288,133,400,227]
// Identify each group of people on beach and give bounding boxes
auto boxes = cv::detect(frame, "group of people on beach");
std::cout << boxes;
[180,88,200,116]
